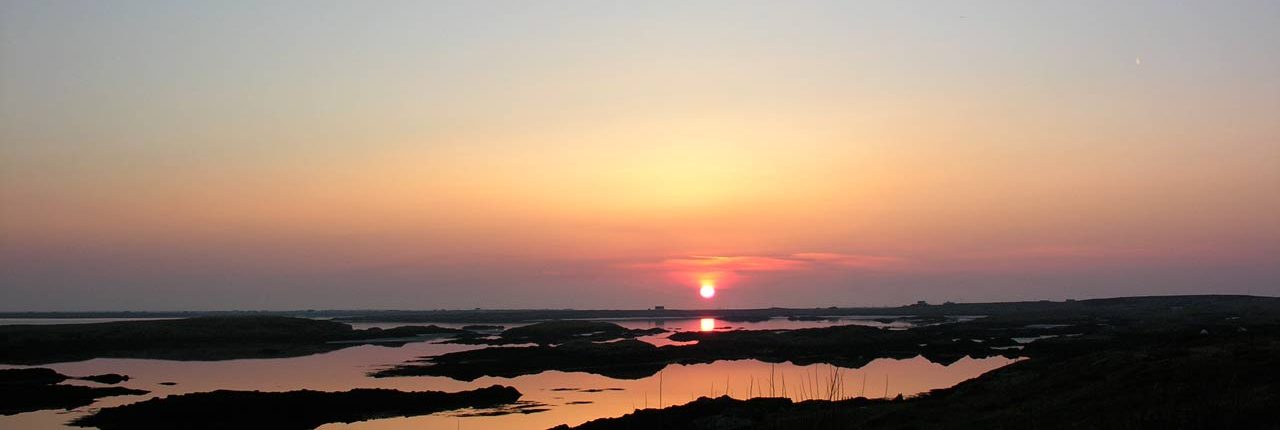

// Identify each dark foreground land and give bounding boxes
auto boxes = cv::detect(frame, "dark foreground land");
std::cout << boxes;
[545,296,1280,429]
[374,321,1019,380]
[556,327,1280,429]
[4,295,1279,429]
[373,295,1280,382]
[0,368,146,415]
[70,385,521,430]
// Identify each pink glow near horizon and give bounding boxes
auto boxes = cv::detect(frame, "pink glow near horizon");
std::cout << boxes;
[1,1,1278,310]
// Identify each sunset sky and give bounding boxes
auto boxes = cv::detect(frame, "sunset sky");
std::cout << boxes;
[2,1,1278,310]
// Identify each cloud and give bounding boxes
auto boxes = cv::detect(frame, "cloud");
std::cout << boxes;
[787,252,905,268]
[985,246,1160,260]
[628,252,903,275]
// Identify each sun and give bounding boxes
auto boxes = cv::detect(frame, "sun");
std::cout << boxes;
[699,281,716,299]
[700,318,716,331]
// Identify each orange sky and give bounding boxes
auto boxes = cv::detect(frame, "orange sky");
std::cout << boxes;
[1,1,1278,310]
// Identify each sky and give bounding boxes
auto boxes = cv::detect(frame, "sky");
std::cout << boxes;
[1,1,1278,311]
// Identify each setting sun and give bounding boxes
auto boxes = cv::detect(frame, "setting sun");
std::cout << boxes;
[0,3,1276,429]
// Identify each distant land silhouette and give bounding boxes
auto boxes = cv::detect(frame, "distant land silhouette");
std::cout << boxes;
[4,295,1279,429]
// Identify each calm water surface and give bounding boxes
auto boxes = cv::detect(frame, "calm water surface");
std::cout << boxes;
[0,317,1015,430]
[343,315,917,331]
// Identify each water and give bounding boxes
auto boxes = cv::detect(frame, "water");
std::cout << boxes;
[345,315,920,332]
[344,316,919,346]
[320,356,1017,430]
[0,317,1016,429]
[608,316,918,331]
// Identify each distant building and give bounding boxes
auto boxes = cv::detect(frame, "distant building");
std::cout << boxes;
[653,305,665,311]
[915,300,929,306]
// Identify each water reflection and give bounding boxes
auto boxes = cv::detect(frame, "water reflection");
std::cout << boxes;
[321,356,1017,430]
[345,317,918,348]
[0,340,1017,430]
[344,315,927,332]
[0,316,1009,430]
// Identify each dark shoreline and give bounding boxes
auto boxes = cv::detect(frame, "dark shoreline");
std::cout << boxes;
[372,325,1023,380]
[4,294,1272,323]
[0,316,466,365]
[372,295,1280,381]
[555,326,1280,429]
[3,295,1279,429]
[0,368,147,416]
[535,295,1280,429]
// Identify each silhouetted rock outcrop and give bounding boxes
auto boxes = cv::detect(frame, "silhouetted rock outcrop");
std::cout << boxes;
[78,373,130,384]
[0,368,146,415]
